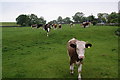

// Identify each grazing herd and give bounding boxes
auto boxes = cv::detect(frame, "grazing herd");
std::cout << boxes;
[31,23,62,36]
[31,22,93,79]
[31,22,92,37]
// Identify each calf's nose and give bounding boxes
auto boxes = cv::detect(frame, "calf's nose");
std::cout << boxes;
[78,56,84,62]
[79,56,84,59]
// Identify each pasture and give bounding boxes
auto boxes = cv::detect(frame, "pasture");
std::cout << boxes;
[2,24,118,78]
[0,22,20,26]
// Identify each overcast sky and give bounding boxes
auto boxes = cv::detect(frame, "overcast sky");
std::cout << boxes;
[0,0,119,22]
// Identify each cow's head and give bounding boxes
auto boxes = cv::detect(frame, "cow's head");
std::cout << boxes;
[70,41,92,60]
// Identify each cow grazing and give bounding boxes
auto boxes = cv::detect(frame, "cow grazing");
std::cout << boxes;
[70,23,73,27]
[43,24,51,36]
[37,24,44,28]
[31,24,43,28]
[52,24,57,29]
[31,24,37,28]
[58,24,62,28]
[82,22,91,28]
[67,38,92,79]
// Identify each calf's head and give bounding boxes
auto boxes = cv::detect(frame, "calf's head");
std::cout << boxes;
[70,41,92,60]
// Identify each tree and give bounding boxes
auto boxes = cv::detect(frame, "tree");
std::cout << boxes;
[102,13,109,22]
[28,14,46,25]
[57,16,63,24]
[16,14,47,26]
[92,19,98,25]
[97,13,108,23]
[87,15,95,22]
[16,14,30,26]
[72,12,84,23]
[107,12,118,23]
[63,17,72,24]
[81,17,87,22]
[48,20,58,24]
[28,14,39,25]
[38,16,46,24]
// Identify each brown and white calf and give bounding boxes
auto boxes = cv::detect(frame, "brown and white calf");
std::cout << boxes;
[67,38,92,79]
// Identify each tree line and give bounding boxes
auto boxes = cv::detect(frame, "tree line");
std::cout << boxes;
[16,14,46,26]
[16,12,119,26]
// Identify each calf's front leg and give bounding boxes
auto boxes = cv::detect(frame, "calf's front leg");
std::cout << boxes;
[70,59,74,75]
[78,63,82,79]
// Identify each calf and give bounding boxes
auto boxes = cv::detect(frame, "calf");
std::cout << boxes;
[67,38,92,79]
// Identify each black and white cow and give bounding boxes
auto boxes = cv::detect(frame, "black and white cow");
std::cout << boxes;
[37,24,44,28]
[43,24,51,36]
[31,24,37,28]
[31,24,43,29]
[67,38,92,79]
[70,23,75,27]
[70,23,73,27]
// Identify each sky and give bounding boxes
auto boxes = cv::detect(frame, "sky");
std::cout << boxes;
[0,0,119,22]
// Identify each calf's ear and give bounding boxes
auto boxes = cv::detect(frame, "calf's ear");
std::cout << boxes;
[70,44,76,48]
[85,43,92,48]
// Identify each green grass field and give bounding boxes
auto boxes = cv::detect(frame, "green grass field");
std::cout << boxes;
[0,22,19,26]
[2,24,118,78]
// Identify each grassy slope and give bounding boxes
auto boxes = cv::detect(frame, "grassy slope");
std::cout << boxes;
[2,25,118,78]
